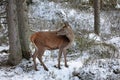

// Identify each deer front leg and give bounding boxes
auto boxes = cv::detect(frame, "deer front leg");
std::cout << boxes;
[58,49,62,69]
[54,49,62,69]
[63,49,68,68]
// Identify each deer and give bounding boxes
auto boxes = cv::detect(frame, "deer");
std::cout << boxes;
[30,21,74,71]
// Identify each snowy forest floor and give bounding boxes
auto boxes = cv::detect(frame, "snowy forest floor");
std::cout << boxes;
[0,36,120,80]
[0,0,120,80]
[0,45,83,80]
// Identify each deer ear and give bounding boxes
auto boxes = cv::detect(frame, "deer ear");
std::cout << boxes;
[64,21,69,26]
[57,21,70,36]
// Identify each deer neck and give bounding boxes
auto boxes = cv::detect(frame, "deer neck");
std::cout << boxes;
[66,29,74,44]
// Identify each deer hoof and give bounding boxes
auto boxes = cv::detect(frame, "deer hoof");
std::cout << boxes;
[65,65,69,68]
[58,67,61,69]
[44,68,49,71]
[54,65,61,69]
[35,68,39,71]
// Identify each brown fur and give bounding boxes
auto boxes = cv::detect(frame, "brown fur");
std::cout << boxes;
[30,22,74,71]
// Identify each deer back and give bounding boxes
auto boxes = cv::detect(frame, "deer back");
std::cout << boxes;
[30,31,70,50]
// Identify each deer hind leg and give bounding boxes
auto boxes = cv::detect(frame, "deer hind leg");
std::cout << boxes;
[32,48,39,71]
[37,49,49,71]
[63,49,68,67]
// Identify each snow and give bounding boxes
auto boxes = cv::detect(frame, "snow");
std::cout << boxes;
[88,33,101,41]
[106,37,120,52]
[29,0,116,35]
[30,1,111,34]
[0,45,9,51]
[29,1,94,30]
[1,0,120,80]
[77,59,120,80]
[0,45,83,80]
[29,1,62,20]
[1,35,120,80]
[116,3,120,8]
[106,37,120,45]
[0,52,83,80]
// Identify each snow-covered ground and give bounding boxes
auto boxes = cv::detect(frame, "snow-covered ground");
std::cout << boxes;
[0,36,120,80]
[0,47,83,80]
[0,0,120,80]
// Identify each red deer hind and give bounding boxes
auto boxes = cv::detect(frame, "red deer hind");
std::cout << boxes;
[30,21,74,71]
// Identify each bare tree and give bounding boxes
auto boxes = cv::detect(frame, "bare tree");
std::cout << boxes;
[16,0,31,59]
[109,0,117,8]
[94,0,100,35]
[7,0,31,65]
[7,0,22,65]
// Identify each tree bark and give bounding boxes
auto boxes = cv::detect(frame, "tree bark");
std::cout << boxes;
[94,0,100,35]
[7,0,22,65]
[16,0,31,59]
[110,0,117,8]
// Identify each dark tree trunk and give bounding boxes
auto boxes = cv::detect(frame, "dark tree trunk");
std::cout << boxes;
[94,0,100,35]
[100,0,103,9]
[110,0,117,8]
[7,0,22,65]
[16,0,31,59]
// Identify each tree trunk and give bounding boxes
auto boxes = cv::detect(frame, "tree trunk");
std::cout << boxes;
[7,0,22,65]
[94,0,100,35]
[16,0,31,59]
[100,0,103,9]
[110,0,117,8]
